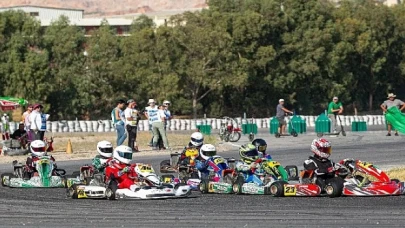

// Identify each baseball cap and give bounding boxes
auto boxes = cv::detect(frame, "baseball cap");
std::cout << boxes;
[279,99,284,102]
[333,97,338,100]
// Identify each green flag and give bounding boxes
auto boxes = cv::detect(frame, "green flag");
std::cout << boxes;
[385,106,405,134]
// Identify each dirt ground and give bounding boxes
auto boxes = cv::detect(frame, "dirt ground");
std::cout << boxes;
[0,131,230,164]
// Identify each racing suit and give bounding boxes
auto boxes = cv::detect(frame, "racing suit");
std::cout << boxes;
[178,143,203,166]
[303,156,337,189]
[105,160,139,190]
[92,155,112,173]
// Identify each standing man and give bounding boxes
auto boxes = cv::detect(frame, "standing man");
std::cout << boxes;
[124,99,140,152]
[327,97,344,133]
[22,105,33,141]
[111,99,127,146]
[163,100,172,130]
[381,93,405,136]
[276,99,293,135]
[145,99,169,150]
[29,104,49,140]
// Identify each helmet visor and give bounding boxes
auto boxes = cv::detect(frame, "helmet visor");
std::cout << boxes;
[203,150,216,157]
[191,137,203,143]
[118,151,133,160]
[99,147,113,154]
[258,145,267,152]
[32,147,46,152]
[245,149,258,157]
[319,146,331,154]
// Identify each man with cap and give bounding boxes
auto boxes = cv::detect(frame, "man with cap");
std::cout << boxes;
[276,99,293,135]
[328,97,344,133]
[381,93,405,136]
[144,99,170,150]
[29,104,49,140]
[124,99,140,151]
[112,99,127,146]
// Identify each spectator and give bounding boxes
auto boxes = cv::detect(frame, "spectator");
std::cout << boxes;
[144,99,157,147]
[11,122,27,148]
[163,100,173,130]
[145,99,169,150]
[111,99,127,146]
[124,99,140,152]
[22,105,33,141]
[276,99,293,134]
[29,104,49,140]
[1,113,10,140]
[381,93,405,136]
[327,97,344,133]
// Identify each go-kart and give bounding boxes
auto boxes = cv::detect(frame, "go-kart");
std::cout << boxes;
[1,155,66,188]
[160,148,201,190]
[230,159,300,195]
[68,163,191,200]
[338,159,405,196]
[198,156,237,194]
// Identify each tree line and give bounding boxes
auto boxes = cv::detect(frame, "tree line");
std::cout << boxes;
[1,0,405,120]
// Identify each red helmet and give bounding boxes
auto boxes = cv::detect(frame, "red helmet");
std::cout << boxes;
[311,138,331,159]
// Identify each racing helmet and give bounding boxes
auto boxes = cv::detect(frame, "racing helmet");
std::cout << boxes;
[97,140,113,158]
[239,143,259,164]
[252,138,267,153]
[311,138,332,159]
[190,132,204,147]
[199,144,217,160]
[30,140,47,157]
[113,145,133,164]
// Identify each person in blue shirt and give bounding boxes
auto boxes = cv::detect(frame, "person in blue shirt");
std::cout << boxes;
[111,99,126,146]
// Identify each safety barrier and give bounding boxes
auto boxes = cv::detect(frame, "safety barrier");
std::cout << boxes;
[3,115,386,133]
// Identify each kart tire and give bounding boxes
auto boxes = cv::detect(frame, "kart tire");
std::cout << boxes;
[270,181,288,197]
[199,180,209,194]
[325,177,344,198]
[229,132,241,142]
[1,173,15,187]
[232,176,244,195]
[106,181,118,200]
[292,131,298,137]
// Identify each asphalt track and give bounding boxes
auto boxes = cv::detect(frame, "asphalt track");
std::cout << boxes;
[1,131,405,227]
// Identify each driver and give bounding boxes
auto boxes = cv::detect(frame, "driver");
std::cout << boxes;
[92,141,113,173]
[195,144,218,179]
[178,132,205,166]
[252,138,272,160]
[235,143,263,173]
[105,145,140,191]
[25,140,56,177]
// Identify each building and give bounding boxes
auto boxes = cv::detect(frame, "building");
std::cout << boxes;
[0,5,192,36]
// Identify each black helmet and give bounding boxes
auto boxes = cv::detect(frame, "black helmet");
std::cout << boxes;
[252,138,267,153]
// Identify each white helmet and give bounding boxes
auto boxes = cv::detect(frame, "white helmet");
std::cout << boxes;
[113,145,133,164]
[30,140,47,157]
[199,144,217,160]
[311,138,332,159]
[190,132,204,147]
[97,140,113,158]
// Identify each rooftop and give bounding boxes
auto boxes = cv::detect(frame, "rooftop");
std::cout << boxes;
[0,5,84,12]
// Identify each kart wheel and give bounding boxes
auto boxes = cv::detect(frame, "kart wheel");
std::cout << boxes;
[199,180,209,194]
[1,173,14,187]
[317,133,323,137]
[325,177,344,198]
[275,133,281,138]
[341,131,346,137]
[292,131,298,137]
[270,181,287,197]
[229,132,241,142]
[232,176,244,195]
[106,181,118,200]
[69,184,79,199]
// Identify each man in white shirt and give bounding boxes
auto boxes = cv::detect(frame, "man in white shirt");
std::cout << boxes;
[124,99,140,152]
[144,99,169,150]
[29,104,49,140]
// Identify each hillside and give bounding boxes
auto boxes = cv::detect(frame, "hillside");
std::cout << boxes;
[0,0,207,17]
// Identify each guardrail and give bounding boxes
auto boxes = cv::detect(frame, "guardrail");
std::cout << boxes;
[2,115,386,133]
